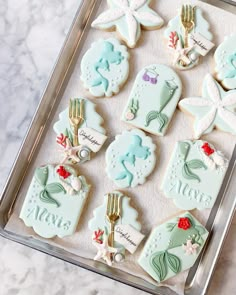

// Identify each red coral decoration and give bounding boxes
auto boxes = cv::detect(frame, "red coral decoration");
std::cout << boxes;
[56,133,68,148]
[201,142,214,156]
[93,229,104,244]
[56,166,71,179]
[178,217,191,230]
[168,31,179,49]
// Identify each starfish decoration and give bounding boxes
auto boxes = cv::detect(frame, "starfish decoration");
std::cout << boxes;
[174,39,194,66]
[182,239,199,255]
[92,234,117,266]
[179,74,236,138]
[92,0,164,48]
[60,138,82,164]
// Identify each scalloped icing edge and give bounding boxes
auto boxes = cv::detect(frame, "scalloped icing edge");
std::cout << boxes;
[214,33,236,89]
[80,38,130,97]
[105,129,156,188]
[53,97,106,135]
[88,191,141,232]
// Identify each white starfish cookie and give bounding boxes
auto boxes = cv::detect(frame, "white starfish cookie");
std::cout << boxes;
[92,0,164,48]
[179,74,236,138]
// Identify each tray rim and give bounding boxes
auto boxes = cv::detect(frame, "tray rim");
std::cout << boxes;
[0,1,236,295]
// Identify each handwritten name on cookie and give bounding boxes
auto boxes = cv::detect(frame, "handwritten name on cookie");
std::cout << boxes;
[27,205,72,230]
[168,179,212,206]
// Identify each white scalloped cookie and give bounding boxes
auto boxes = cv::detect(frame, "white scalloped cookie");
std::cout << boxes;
[214,34,236,90]
[81,38,129,97]
[91,0,164,48]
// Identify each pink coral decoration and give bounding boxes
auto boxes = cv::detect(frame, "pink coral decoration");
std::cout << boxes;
[168,31,179,50]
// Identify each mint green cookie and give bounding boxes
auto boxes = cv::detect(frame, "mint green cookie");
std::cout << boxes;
[53,98,107,164]
[20,164,90,238]
[88,191,142,265]
[164,5,214,70]
[80,38,129,97]
[106,129,156,188]
[121,64,182,136]
[214,34,236,90]
[161,140,228,210]
[138,212,209,282]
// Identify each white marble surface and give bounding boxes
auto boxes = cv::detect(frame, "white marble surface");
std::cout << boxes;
[0,0,235,294]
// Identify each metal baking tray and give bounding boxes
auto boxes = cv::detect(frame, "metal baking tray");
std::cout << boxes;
[0,1,236,294]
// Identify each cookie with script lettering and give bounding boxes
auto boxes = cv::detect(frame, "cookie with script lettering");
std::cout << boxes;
[53,98,107,164]
[214,34,236,90]
[161,140,228,210]
[81,38,129,97]
[91,1,164,48]
[164,4,214,70]
[106,129,156,188]
[121,64,182,136]
[88,191,144,266]
[20,164,90,238]
[138,212,208,282]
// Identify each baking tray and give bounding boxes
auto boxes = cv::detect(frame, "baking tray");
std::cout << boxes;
[0,1,236,294]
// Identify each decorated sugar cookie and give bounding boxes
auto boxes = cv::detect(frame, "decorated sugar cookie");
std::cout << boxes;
[179,74,236,138]
[214,34,236,90]
[164,4,214,70]
[91,0,164,48]
[121,64,182,136]
[20,164,90,238]
[106,129,156,188]
[81,38,129,97]
[161,140,228,210]
[138,212,208,282]
[88,191,144,265]
[53,98,107,164]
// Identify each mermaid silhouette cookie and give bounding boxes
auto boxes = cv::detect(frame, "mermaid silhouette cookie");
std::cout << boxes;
[81,38,129,97]
[106,129,156,188]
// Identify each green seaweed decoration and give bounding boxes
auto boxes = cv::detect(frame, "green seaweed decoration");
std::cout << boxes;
[125,99,139,120]
[150,214,206,282]
[179,142,207,183]
[145,79,178,132]
[35,166,66,207]
[64,128,73,145]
